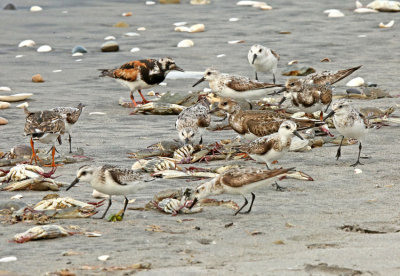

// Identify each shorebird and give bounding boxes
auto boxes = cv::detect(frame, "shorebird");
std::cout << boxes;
[66,165,150,219]
[278,65,362,112]
[24,106,66,167]
[324,100,367,167]
[192,68,282,99]
[248,44,280,83]
[216,98,326,141]
[51,103,85,153]
[192,167,294,215]
[175,95,211,145]
[241,121,303,169]
[100,57,184,107]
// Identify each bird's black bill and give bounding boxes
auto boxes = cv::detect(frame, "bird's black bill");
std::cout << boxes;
[269,87,286,96]
[293,130,304,140]
[252,54,257,64]
[66,178,80,191]
[173,66,184,72]
[323,110,335,121]
[188,197,198,209]
[192,77,205,87]
[210,107,220,113]
[278,96,286,106]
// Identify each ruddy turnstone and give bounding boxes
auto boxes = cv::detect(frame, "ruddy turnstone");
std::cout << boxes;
[175,95,211,145]
[67,165,149,219]
[192,68,282,99]
[217,98,324,141]
[324,100,367,167]
[241,121,303,169]
[51,103,85,153]
[100,57,184,107]
[248,44,280,83]
[192,167,294,215]
[24,106,66,167]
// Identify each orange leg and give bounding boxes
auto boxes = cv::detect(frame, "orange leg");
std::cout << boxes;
[44,146,63,167]
[137,89,151,104]
[29,137,41,165]
[130,91,138,107]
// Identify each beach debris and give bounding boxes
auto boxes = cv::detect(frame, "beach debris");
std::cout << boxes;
[79,262,151,272]
[124,32,140,37]
[379,20,395,28]
[177,39,194,48]
[104,35,116,40]
[30,5,42,12]
[130,47,140,53]
[101,41,119,52]
[228,40,245,44]
[367,0,400,12]
[287,60,298,65]
[217,54,226,58]
[2,177,63,191]
[150,187,202,215]
[237,1,272,9]
[32,74,44,83]
[175,24,205,33]
[137,27,146,31]
[10,194,23,200]
[339,224,387,234]
[98,255,110,262]
[85,231,102,237]
[354,168,362,174]
[37,45,52,53]
[0,256,17,262]
[282,65,316,76]
[191,0,210,4]
[320,57,331,62]
[0,93,33,102]
[13,225,71,243]
[0,164,44,183]
[0,102,10,109]
[174,21,187,26]
[72,46,87,54]
[62,250,82,256]
[146,1,156,4]
[18,39,35,48]
[128,140,182,159]
[113,21,129,27]
[324,9,345,17]
[346,77,365,87]
[122,11,132,16]
[3,3,16,10]
[129,102,185,115]
[32,196,98,218]
[173,145,195,163]
[132,157,181,173]
[229,18,240,22]
[0,86,11,91]
[354,7,378,13]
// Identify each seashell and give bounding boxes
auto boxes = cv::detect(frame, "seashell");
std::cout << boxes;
[354,168,363,174]
[3,3,16,10]
[346,77,365,87]
[147,91,155,96]
[18,39,35,48]
[0,86,11,91]
[32,74,44,83]
[53,70,62,73]
[92,189,109,199]
[177,39,194,48]
[159,82,167,86]
[16,102,29,108]
[98,255,110,261]
[379,20,395,28]
[11,194,23,200]
[0,101,10,109]
[288,60,298,65]
[72,52,83,57]
[0,93,33,102]
[146,1,156,5]
[0,256,17,263]
[89,112,106,115]
[354,7,378,12]
[175,26,191,32]
[113,21,129,28]
[320,57,331,62]
[130,47,140,53]
[217,54,226,58]
[356,0,363,8]
[190,0,210,4]
[124,32,140,37]
[203,88,212,93]
[122,12,132,16]
[258,4,272,10]
[85,232,102,237]
[174,22,187,26]
[15,55,23,58]
[358,34,367,38]
[236,1,264,6]
[104,36,116,40]
[137,27,146,31]
[189,24,205,33]
[0,117,8,125]
[30,5,42,12]
[327,9,345,17]
[228,40,245,44]
[37,45,52,52]
[367,0,400,12]
[229,18,239,22]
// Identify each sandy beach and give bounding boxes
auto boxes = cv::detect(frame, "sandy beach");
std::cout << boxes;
[1,0,400,275]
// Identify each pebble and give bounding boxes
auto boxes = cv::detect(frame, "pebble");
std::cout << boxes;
[18,39,35,48]
[37,45,52,53]
[189,24,205,32]
[0,102,11,109]
[367,82,378,87]
[72,45,87,54]
[32,74,44,83]
[124,32,140,37]
[137,27,146,31]
[122,12,132,16]
[0,87,11,91]
[104,36,116,40]
[101,41,119,52]
[0,117,8,125]
[113,22,129,28]
[75,59,82,62]
[30,5,42,12]
[159,82,167,86]
[130,47,140,53]
[72,52,83,57]
[346,77,365,87]
[3,3,16,10]
[354,7,378,13]
[177,39,194,47]
[346,88,362,94]
[147,91,155,96]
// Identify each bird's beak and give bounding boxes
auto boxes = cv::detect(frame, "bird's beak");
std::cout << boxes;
[323,110,335,121]
[210,106,220,113]
[188,197,198,209]
[184,138,190,145]
[252,54,257,64]
[278,96,286,106]
[293,130,304,140]
[173,65,184,72]
[66,178,80,191]
[193,77,205,87]
[269,87,286,96]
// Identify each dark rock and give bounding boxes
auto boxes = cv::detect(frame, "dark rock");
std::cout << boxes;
[72,45,87,54]
[101,41,119,52]
[3,3,16,10]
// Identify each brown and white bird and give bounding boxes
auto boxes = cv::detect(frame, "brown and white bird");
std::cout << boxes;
[24,106,66,167]
[100,57,184,107]
[51,103,85,153]
[248,44,280,83]
[175,95,211,145]
[192,68,282,99]
[241,121,303,169]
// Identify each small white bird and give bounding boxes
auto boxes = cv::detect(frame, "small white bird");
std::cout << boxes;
[241,121,303,169]
[66,165,150,219]
[248,44,280,83]
[324,100,367,167]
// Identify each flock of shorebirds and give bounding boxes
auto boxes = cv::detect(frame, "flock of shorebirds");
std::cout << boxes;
[20,44,367,219]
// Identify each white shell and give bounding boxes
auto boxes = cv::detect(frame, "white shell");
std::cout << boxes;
[159,82,167,86]
[356,0,363,8]
[379,20,395,28]
[217,54,226,58]
[30,5,42,12]
[124,32,140,37]
[130,47,140,53]
[53,69,62,73]
[98,255,110,261]
[104,36,116,40]
[145,1,156,5]
[354,7,378,12]
[367,0,400,11]
[174,22,187,26]
[137,27,146,31]
[174,26,191,32]
[258,4,272,10]
[0,256,17,263]
[72,52,83,57]
[229,18,240,22]
[89,112,106,115]
[147,91,155,96]
[327,9,345,17]
[189,24,205,32]
[354,168,363,174]
[11,194,23,200]
[288,60,298,65]
[0,93,33,102]
[18,40,36,48]
[236,1,265,6]
[37,45,52,53]
[0,87,11,91]
[0,101,11,109]
[16,102,29,109]
[177,39,194,48]
[228,40,244,44]
[15,55,24,58]
[346,77,365,87]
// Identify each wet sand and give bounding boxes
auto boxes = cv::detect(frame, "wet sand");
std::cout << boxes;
[1,0,400,275]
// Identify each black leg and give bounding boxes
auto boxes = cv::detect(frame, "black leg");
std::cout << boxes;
[324,101,331,113]
[96,196,112,219]
[243,193,256,214]
[273,73,276,84]
[199,136,203,145]
[336,136,344,160]
[234,196,248,216]
[272,181,286,192]
[121,196,129,218]
[68,134,72,153]
[255,72,258,81]
[350,142,364,167]
[266,164,271,170]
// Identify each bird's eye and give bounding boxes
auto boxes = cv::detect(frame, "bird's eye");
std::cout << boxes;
[190,133,195,137]
[286,126,290,129]
[339,105,343,108]
[207,72,211,75]
[222,102,228,106]
[81,171,87,176]
[259,49,262,53]
[290,82,295,87]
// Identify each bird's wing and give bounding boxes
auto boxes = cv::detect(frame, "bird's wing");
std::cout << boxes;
[220,167,293,187]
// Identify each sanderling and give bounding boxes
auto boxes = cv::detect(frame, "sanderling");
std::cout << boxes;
[248,44,280,83]
[51,103,85,153]
[24,106,66,167]
[192,167,294,215]
[302,65,362,86]
[241,121,303,169]
[324,99,367,167]
[99,57,184,107]
[66,165,149,219]
[192,68,282,99]
[175,95,211,145]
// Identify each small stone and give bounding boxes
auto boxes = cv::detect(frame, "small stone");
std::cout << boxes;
[75,59,82,62]
[0,256,17,262]
[101,41,119,52]
[3,3,16,10]
[122,12,132,16]
[0,117,8,125]
[367,82,378,87]
[177,39,194,47]
[72,52,83,57]
[228,40,245,44]
[0,87,11,91]
[0,102,11,109]
[18,39,35,48]
[30,5,42,12]
[130,47,140,53]
[37,45,52,52]
[16,102,28,108]
[32,74,44,83]
[72,45,87,54]
[113,21,129,28]
[346,77,365,87]
[189,24,205,32]
[104,36,116,40]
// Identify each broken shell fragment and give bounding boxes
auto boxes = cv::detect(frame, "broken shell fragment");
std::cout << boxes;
[0,101,10,109]
[0,93,33,102]
[228,40,245,44]
[98,255,110,261]
[0,87,11,91]
[379,20,395,28]
[189,24,205,33]
[18,39,35,48]
[16,102,29,109]
[354,7,378,13]
[0,117,9,125]
[177,39,194,48]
